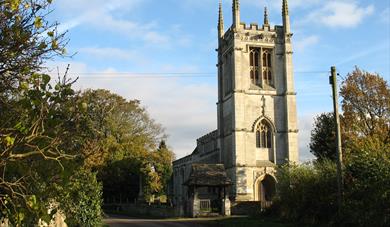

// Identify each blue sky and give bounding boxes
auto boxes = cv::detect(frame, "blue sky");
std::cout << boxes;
[47,0,390,161]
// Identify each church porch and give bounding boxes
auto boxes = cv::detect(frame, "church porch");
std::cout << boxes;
[184,164,232,217]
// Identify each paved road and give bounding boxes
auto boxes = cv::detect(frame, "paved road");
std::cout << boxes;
[104,215,216,227]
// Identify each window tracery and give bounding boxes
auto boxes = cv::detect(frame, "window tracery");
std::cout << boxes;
[256,120,272,148]
[249,47,274,87]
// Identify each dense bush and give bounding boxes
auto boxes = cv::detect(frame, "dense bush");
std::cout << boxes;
[56,169,103,227]
[274,149,390,226]
[275,160,338,225]
[343,150,390,226]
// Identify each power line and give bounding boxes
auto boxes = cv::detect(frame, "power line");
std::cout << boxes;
[42,70,329,79]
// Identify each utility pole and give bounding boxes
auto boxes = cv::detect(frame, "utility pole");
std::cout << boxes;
[329,66,344,215]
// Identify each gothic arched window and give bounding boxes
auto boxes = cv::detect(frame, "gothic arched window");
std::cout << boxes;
[262,49,273,87]
[256,120,272,148]
[262,51,271,67]
[250,48,260,86]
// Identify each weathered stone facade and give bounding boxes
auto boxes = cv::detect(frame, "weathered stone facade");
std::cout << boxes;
[172,0,298,216]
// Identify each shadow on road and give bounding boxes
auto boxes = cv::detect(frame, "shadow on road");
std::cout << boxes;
[104,214,217,227]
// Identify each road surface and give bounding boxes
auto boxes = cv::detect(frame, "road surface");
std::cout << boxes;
[104,214,216,227]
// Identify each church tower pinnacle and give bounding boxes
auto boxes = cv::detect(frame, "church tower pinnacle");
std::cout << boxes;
[282,0,291,33]
[264,7,269,26]
[232,0,240,29]
[218,0,224,38]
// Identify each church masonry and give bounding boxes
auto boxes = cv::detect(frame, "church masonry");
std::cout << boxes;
[172,0,298,217]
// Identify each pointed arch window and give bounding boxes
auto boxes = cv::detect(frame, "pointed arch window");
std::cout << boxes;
[250,48,261,86]
[262,49,273,87]
[256,120,272,148]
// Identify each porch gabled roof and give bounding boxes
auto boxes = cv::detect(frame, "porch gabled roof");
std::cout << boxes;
[184,164,232,187]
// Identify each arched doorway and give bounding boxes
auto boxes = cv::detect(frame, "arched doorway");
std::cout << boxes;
[256,175,276,203]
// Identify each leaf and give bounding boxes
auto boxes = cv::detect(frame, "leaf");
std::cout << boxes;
[42,74,51,85]
[34,16,43,29]
[51,40,58,49]
[38,41,48,49]
[81,102,88,111]
[5,136,15,147]
[10,0,21,11]
[27,195,38,210]
[19,82,29,90]
[47,31,54,37]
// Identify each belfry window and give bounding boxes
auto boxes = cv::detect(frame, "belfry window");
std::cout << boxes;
[262,51,272,67]
[256,120,272,148]
[249,47,274,87]
[262,49,273,86]
[250,48,261,86]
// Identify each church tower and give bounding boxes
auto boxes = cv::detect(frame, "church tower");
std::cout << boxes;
[216,0,298,201]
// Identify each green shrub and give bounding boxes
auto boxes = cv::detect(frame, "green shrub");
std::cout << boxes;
[274,149,390,226]
[343,150,390,226]
[275,160,338,225]
[56,169,103,227]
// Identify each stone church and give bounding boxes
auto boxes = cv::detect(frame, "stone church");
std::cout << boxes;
[172,0,298,217]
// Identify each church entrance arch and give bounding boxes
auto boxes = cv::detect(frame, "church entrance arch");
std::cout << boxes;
[255,174,276,204]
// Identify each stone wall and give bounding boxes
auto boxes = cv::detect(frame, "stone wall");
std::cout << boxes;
[104,203,176,218]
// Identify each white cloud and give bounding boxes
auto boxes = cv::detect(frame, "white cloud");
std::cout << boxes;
[242,0,321,10]
[298,114,316,162]
[53,0,173,46]
[381,8,390,24]
[47,62,217,159]
[294,35,319,52]
[79,47,138,61]
[307,1,374,28]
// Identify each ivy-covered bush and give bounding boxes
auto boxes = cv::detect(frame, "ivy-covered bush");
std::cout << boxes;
[56,169,103,227]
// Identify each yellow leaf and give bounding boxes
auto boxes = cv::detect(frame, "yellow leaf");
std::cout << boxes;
[34,16,42,29]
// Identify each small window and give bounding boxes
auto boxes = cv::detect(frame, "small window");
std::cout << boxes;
[256,120,272,148]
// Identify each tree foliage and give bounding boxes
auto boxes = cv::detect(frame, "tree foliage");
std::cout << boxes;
[279,67,390,225]
[0,1,175,224]
[0,0,103,225]
[275,147,390,226]
[310,67,389,160]
[0,0,66,96]
[79,89,173,203]
[153,141,174,196]
[340,67,390,154]
[309,113,338,161]
[55,169,103,227]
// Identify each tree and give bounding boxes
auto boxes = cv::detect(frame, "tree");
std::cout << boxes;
[0,0,66,98]
[79,89,171,203]
[0,73,99,225]
[0,1,103,225]
[309,68,389,160]
[309,113,338,161]
[79,89,165,167]
[152,140,174,196]
[340,67,390,154]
